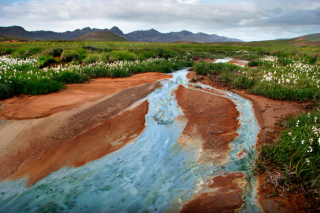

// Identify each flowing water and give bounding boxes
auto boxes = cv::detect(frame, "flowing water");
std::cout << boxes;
[0,67,261,212]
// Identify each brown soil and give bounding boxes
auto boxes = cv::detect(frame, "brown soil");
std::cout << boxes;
[228,59,249,66]
[194,58,217,63]
[186,71,316,212]
[180,173,245,213]
[290,41,320,46]
[258,171,313,212]
[2,39,18,43]
[176,86,243,212]
[0,81,162,186]
[0,72,171,120]
[176,85,239,164]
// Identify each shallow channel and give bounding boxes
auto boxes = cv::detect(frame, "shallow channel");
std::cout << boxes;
[0,68,260,212]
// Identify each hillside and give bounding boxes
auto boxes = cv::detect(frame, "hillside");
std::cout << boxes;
[288,33,320,46]
[74,31,128,42]
[0,26,242,43]
[293,33,320,42]
[0,34,32,42]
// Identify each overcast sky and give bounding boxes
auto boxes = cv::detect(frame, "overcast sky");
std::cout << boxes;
[1,0,319,41]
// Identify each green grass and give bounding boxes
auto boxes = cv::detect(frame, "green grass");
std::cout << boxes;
[260,110,320,188]
[0,40,318,102]
[108,50,139,61]
[44,48,63,56]
[38,55,57,68]
[53,71,90,84]
[193,62,240,75]
[247,60,261,67]
[22,78,64,95]
[251,82,320,102]
[0,83,12,99]
[83,53,107,64]
[0,54,193,98]
[61,50,80,62]
[194,55,320,103]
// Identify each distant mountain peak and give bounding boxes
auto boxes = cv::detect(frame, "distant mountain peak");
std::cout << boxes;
[82,27,91,30]
[10,26,25,30]
[111,26,120,30]
[110,26,124,35]
[180,30,193,35]
[6,26,27,33]
[0,25,243,42]
[148,29,160,32]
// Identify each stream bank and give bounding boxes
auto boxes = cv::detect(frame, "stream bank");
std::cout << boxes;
[187,68,316,212]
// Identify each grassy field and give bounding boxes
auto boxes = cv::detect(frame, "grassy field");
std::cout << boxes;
[1,39,320,195]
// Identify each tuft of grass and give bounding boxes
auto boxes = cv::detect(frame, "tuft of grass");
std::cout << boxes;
[83,46,101,52]
[193,61,241,75]
[247,60,261,67]
[61,50,79,62]
[26,47,43,57]
[251,82,319,102]
[22,78,64,95]
[38,55,57,68]
[232,75,257,89]
[11,48,28,59]
[0,83,13,99]
[83,54,107,64]
[159,49,177,59]
[108,50,139,61]
[278,57,293,66]
[0,47,14,56]
[44,48,63,57]
[303,55,317,65]
[54,71,89,84]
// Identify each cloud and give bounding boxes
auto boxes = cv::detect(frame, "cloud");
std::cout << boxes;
[0,0,319,41]
[177,0,200,4]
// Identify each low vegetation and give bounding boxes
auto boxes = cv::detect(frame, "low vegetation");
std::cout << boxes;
[260,110,320,189]
[0,54,192,98]
[194,56,320,102]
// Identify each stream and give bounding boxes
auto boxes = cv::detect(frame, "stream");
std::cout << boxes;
[0,67,261,212]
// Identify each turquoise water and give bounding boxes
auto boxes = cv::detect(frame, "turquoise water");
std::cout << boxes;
[0,69,261,212]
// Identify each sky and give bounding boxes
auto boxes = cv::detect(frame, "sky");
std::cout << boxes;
[0,0,319,41]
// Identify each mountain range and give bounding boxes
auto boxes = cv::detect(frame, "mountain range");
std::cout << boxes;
[0,26,242,43]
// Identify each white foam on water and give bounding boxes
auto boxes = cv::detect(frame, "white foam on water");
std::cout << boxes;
[214,58,233,63]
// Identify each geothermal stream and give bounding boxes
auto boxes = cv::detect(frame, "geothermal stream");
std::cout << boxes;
[0,63,261,212]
